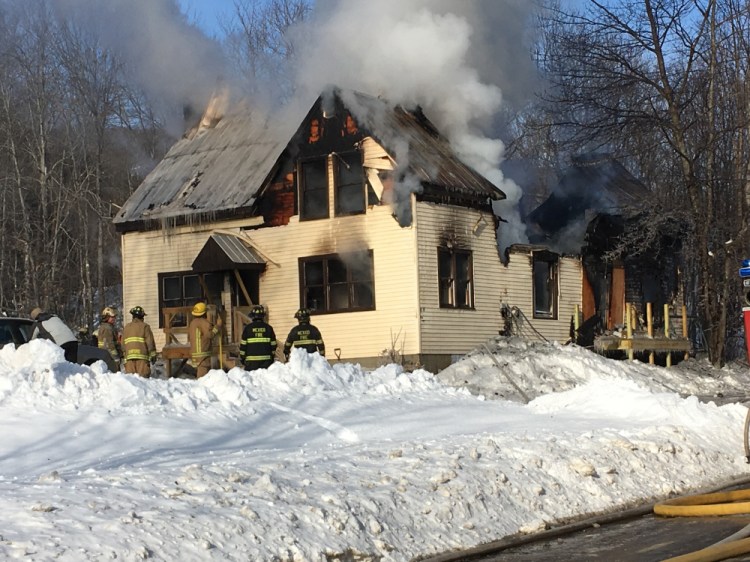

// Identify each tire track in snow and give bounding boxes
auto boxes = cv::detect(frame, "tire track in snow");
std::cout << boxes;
[264,400,360,443]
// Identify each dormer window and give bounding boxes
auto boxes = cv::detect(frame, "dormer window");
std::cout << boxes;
[298,151,365,220]
[300,157,329,220]
[334,152,365,216]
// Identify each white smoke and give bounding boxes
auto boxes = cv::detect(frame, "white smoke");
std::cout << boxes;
[51,0,228,135]
[290,0,537,251]
[42,0,539,250]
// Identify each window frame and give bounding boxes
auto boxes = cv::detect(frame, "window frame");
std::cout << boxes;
[532,251,559,320]
[298,251,375,314]
[157,271,223,328]
[333,151,366,217]
[437,247,474,309]
[299,156,330,221]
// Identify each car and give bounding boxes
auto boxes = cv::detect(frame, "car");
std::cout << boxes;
[0,316,119,373]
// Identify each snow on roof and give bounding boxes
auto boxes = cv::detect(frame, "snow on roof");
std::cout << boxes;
[114,89,505,232]
[113,104,289,231]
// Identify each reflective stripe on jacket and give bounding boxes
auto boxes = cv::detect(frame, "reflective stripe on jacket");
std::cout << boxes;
[239,320,277,364]
[188,316,219,362]
[123,318,156,362]
[97,322,120,360]
[283,322,325,357]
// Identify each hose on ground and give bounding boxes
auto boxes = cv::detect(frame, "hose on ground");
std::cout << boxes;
[651,406,750,561]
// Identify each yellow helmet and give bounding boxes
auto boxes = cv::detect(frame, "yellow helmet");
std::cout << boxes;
[102,306,117,319]
[192,302,207,316]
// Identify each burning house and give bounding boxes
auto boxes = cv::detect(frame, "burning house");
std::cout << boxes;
[525,154,686,351]
[114,88,541,371]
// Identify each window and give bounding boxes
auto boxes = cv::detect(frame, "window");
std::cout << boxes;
[438,248,474,308]
[533,251,558,319]
[158,272,222,327]
[334,152,365,216]
[300,157,329,220]
[300,252,375,313]
[299,151,366,220]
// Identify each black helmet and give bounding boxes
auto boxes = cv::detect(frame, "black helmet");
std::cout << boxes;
[294,308,310,322]
[130,306,146,318]
[250,304,265,320]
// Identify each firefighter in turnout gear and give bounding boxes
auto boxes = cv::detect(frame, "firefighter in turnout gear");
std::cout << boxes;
[98,306,121,366]
[123,306,156,378]
[283,308,325,360]
[188,302,222,378]
[240,305,277,371]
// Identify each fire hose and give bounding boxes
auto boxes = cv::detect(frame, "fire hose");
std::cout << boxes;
[650,407,750,561]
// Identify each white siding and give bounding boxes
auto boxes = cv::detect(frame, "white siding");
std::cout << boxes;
[500,248,582,343]
[122,208,421,360]
[247,207,421,360]
[415,202,506,355]
[122,131,582,361]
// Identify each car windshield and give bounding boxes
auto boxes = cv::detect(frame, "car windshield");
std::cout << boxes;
[0,324,14,346]
[17,322,33,343]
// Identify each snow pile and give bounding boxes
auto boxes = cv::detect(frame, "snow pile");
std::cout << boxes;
[438,337,744,401]
[0,338,749,561]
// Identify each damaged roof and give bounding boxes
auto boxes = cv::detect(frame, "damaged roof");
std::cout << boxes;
[343,90,504,204]
[114,89,505,233]
[527,154,650,239]
[113,105,289,232]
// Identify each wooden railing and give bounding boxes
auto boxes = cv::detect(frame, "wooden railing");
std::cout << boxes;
[582,302,691,367]
[161,305,240,377]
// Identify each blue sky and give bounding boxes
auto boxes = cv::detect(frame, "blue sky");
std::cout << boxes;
[178,0,237,36]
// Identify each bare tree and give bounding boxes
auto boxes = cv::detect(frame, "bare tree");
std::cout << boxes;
[0,0,168,329]
[532,0,750,365]
[221,0,311,97]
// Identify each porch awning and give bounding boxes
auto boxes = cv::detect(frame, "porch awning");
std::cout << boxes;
[192,233,266,272]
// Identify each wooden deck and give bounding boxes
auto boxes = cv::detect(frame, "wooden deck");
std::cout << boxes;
[579,302,691,367]
[594,335,691,353]
[160,305,242,377]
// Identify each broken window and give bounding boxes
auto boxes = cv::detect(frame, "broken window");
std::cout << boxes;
[299,151,368,220]
[334,151,365,216]
[438,248,474,308]
[158,271,222,328]
[533,251,558,319]
[300,157,329,220]
[300,251,375,313]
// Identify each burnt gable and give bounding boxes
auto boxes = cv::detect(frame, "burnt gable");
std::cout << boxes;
[293,96,368,159]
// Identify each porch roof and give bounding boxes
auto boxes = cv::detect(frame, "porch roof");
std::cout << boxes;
[192,233,266,272]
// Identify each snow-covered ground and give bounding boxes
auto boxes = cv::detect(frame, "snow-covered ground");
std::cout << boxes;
[1,337,749,561]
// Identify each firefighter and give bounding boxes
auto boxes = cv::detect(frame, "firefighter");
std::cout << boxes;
[30,307,79,363]
[98,306,121,366]
[283,308,325,361]
[122,306,157,378]
[188,302,222,378]
[240,304,277,371]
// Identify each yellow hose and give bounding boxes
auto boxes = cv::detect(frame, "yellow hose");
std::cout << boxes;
[654,490,750,561]
[652,407,750,561]
[654,489,750,517]
[660,537,750,562]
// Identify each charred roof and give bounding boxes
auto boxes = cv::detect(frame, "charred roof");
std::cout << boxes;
[114,89,505,233]
[526,154,650,241]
